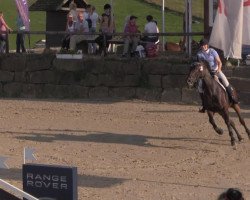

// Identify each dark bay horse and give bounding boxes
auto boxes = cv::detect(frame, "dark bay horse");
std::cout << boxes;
[186,61,250,147]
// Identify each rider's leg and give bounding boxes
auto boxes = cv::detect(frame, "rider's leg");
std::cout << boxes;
[198,79,206,113]
[217,71,238,103]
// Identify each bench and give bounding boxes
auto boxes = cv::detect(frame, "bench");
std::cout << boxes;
[76,36,125,54]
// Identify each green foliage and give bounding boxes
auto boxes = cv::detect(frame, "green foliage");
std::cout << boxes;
[2,0,203,50]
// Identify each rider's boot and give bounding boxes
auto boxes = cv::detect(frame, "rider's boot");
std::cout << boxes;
[199,92,206,113]
[226,84,238,104]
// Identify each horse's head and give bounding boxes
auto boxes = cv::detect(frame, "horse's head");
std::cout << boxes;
[186,62,207,88]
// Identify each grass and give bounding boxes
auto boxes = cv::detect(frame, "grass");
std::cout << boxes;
[1,0,203,50]
[143,0,204,19]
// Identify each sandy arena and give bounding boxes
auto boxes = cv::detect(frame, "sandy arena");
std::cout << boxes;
[0,99,249,200]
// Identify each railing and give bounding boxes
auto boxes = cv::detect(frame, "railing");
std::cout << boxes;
[1,30,208,55]
[0,179,39,200]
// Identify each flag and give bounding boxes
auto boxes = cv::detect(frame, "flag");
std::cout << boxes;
[15,0,30,31]
[0,156,8,169]
[209,0,246,59]
[24,147,37,164]
[243,0,250,45]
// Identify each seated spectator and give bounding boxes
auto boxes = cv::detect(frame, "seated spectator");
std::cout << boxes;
[122,15,140,57]
[0,11,12,53]
[141,15,159,43]
[61,13,75,50]
[95,13,113,56]
[218,188,245,200]
[69,11,89,51]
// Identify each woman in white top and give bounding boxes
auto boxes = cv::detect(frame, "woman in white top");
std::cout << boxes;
[141,15,159,43]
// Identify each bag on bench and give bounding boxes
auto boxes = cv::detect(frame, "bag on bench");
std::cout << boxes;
[145,43,158,57]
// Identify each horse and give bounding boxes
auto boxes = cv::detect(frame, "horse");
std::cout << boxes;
[186,61,250,147]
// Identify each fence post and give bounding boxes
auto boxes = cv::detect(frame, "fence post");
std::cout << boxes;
[6,31,9,53]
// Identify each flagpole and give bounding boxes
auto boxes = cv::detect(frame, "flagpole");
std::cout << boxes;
[162,0,165,51]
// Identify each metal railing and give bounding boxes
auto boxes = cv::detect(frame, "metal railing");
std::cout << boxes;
[1,30,208,55]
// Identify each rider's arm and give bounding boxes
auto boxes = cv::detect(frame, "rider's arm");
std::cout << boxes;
[215,56,222,72]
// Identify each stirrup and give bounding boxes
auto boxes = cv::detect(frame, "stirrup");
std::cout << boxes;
[198,107,206,113]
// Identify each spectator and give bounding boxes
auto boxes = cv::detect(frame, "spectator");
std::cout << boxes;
[95,13,113,56]
[69,1,78,22]
[61,13,75,50]
[69,11,89,51]
[122,15,140,57]
[141,15,159,43]
[218,188,245,200]
[85,5,99,54]
[16,11,26,53]
[103,3,116,33]
[0,11,12,53]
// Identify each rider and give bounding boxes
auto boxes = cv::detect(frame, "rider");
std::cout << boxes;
[197,38,238,113]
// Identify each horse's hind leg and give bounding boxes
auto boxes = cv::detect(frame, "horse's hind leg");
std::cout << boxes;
[220,110,236,147]
[229,119,243,142]
[207,111,223,135]
[232,104,250,139]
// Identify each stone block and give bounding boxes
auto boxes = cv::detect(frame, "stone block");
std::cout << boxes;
[14,72,27,82]
[3,83,23,97]
[53,59,84,72]
[0,83,4,97]
[83,58,105,74]
[230,77,250,92]
[109,87,136,98]
[238,91,250,105]
[30,70,55,84]
[82,73,98,87]
[21,84,44,98]
[0,71,14,82]
[181,88,200,104]
[89,86,109,99]
[136,88,162,101]
[148,75,162,87]
[232,66,250,78]
[98,74,139,87]
[142,60,172,75]
[170,64,189,75]
[223,69,233,77]
[42,84,88,98]
[57,72,78,85]
[161,88,182,102]
[26,54,54,71]
[1,54,26,71]
[162,75,187,88]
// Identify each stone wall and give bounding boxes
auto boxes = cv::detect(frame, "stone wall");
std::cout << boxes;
[0,53,249,105]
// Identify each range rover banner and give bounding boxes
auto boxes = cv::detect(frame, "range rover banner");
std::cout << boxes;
[23,164,77,200]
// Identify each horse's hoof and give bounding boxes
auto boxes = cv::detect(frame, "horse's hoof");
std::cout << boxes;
[215,128,223,135]
[238,137,244,143]
[231,140,236,148]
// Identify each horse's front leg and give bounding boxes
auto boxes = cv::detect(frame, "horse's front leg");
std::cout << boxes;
[207,111,223,135]
[232,104,250,139]
[220,110,236,147]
